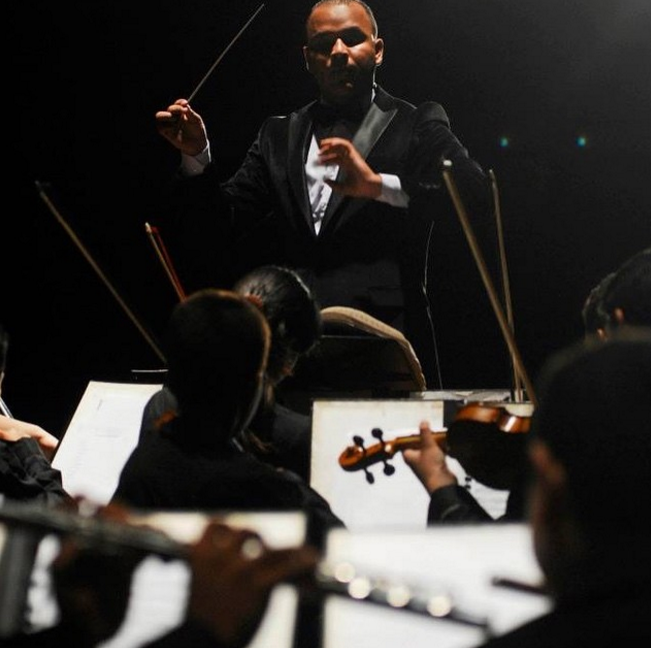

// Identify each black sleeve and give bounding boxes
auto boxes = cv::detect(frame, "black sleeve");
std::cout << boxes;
[278,467,346,549]
[0,438,72,506]
[426,484,494,523]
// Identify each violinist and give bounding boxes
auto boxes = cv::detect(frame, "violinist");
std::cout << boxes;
[404,331,651,645]
[403,418,527,523]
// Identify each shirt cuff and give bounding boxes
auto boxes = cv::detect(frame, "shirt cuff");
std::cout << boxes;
[180,143,211,176]
[378,173,409,207]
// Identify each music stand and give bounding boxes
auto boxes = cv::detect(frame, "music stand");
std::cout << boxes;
[278,307,427,413]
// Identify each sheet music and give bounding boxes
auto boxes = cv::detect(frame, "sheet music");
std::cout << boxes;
[310,400,509,531]
[52,381,163,504]
[322,523,551,648]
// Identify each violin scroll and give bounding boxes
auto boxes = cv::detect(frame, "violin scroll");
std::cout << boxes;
[338,427,448,482]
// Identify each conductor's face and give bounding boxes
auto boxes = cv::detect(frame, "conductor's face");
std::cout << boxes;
[303,2,384,106]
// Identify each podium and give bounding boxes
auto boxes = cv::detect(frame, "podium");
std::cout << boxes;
[279,307,427,413]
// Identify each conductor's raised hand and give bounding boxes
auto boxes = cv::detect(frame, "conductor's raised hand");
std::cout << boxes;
[318,137,382,199]
[155,98,208,157]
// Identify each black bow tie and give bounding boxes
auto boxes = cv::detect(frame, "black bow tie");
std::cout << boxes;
[311,101,369,140]
[312,101,368,125]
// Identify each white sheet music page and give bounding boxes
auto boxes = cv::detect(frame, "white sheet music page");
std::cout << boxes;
[52,381,163,505]
[322,523,551,648]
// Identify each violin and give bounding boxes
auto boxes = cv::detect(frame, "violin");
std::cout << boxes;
[452,402,533,434]
[338,402,534,487]
[445,401,534,491]
[338,427,448,484]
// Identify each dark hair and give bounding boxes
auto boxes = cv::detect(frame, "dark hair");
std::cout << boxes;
[530,330,651,541]
[307,0,379,38]
[581,271,615,335]
[233,265,322,383]
[163,289,270,436]
[602,247,651,327]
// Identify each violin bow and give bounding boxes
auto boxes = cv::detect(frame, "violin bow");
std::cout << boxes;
[35,181,166,364]
[441,162,537,406]
[489,169,524,402]
[145,222,187,301]
[0,398,13,418]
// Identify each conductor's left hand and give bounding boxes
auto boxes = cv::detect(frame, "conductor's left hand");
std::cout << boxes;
[318,137,382,199]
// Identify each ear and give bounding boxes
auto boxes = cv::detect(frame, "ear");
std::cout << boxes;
[374,37,385,66]
[613,307,626,326]
[303,46,312,73]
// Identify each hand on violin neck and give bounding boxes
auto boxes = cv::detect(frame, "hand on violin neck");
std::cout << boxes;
[402,421,458,495]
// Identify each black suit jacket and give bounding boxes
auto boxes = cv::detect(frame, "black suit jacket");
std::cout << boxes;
[173,86,490,383]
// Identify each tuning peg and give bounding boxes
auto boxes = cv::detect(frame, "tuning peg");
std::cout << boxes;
[364,468,375,484]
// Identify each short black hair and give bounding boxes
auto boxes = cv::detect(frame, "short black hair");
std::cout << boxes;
[307,0,379,38]
[163,289,269,437]
[602,247,651,327]
[233,265,322,383]
[581,271,615,334]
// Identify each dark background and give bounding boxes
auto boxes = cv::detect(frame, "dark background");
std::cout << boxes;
[7,0,651,437]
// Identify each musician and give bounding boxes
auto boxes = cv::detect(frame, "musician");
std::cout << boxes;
[111,289,343,547]
[154,0,491,387]
[407,331,651,644]
[0,323,71,506]
[3,508,318,648]
[12,332,649,647]
[140,265,322,482]
[402,419,526,523]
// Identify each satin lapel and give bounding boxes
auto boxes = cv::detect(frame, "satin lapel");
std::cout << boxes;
[320,101,398,235]
[288,106,317,234]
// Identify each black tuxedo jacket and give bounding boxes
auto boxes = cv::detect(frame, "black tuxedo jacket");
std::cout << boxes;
[176,86,490,383]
